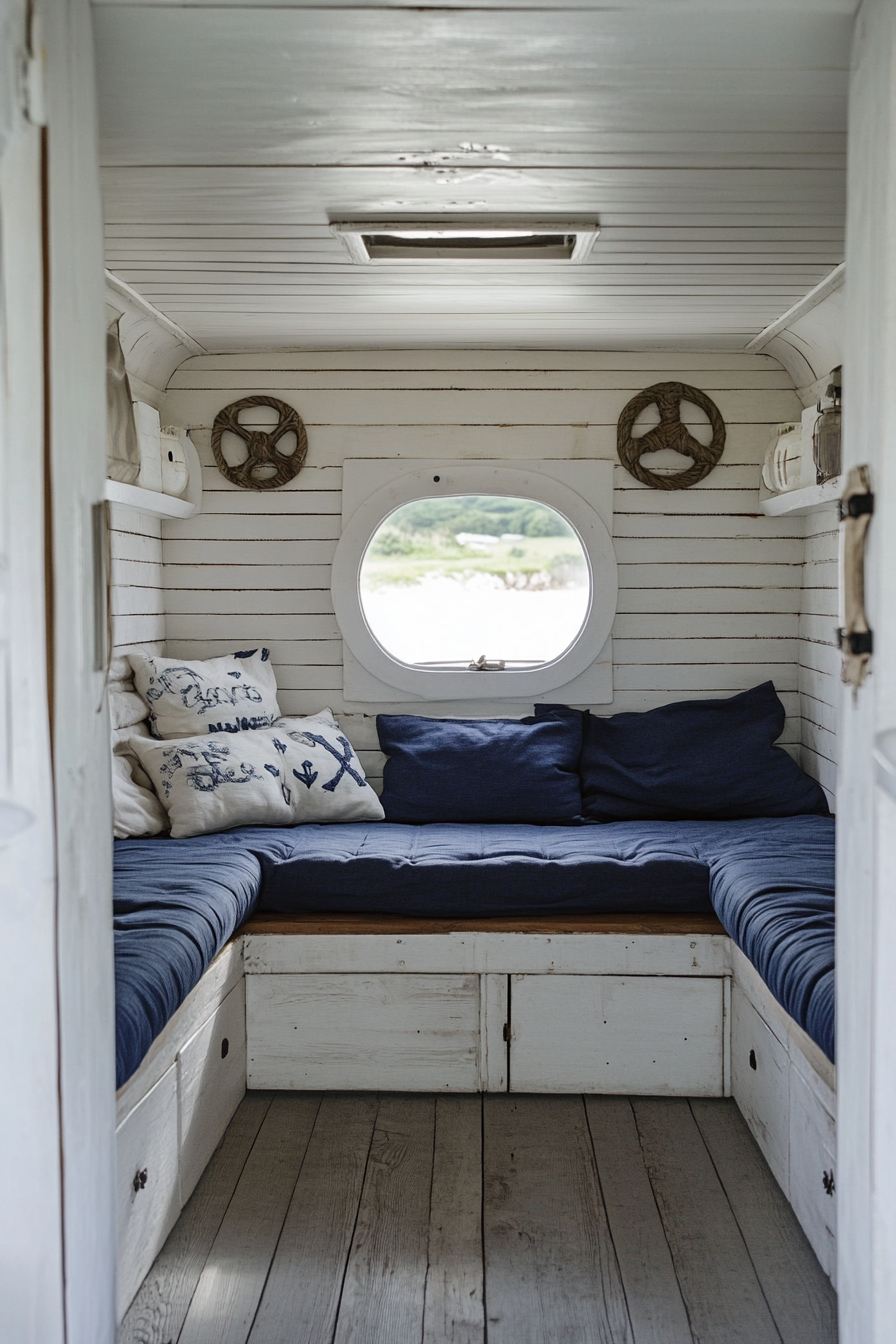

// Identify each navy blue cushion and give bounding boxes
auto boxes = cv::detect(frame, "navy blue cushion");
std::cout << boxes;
[113,831,265,1086]
[537,683,830,821]
[376,713,583,823]
[255,820,712,916]
[692,815,836,1062]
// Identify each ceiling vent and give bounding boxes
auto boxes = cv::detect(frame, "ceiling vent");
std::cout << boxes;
[330,219,600,265]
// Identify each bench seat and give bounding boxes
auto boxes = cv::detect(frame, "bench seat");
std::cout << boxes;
[113,814,835,1087]
[113,830,264,1087]
[699,816,836,1062]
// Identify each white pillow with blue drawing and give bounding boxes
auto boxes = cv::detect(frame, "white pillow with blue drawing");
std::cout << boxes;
[131,713,383,838]
[128,648,281,739]
[273,709,384,824]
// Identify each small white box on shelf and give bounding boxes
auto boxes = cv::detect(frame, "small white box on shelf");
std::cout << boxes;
[133,401,162,492]
[160,426,189,497]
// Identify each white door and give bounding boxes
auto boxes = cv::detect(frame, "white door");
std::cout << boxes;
[0,11,65,1338]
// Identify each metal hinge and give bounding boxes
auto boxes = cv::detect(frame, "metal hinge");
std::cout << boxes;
[839,491,875,521]
[502,1022,510,1042]
[469,654,506,672]
[837,628,874,657]
[822,1169,835,1197]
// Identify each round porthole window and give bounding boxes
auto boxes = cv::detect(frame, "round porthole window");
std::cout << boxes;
[359,495,590,670]
[331,463,618,701]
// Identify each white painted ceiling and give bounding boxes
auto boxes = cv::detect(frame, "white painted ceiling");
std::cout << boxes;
[93,0,854,351]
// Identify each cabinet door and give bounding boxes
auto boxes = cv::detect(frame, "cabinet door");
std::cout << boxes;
[178,979,247,1204]
[115,1065,179,1321]
[789,1066,837,1282]
[247,973,482,1091]
[730,983,790,1195]
[509,974,725,1096]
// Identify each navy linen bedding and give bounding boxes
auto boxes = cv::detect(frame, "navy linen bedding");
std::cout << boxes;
[114,831,265,1087]
[692,814,836,1063]
[113,812,836,1086]
[253,821,714,917]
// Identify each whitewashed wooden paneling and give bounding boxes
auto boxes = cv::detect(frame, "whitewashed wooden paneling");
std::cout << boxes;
[108,502,166,659]
[480,974,509,1093]
[789,1066,837,1282]
[115,1066,180,1322]
[243,929,731,979]
[799,503,839,808]
[92,3,846,349]
[177,979,246,1205]
[161,350,804,734]
[731,982,791,1195]
[246,973,483,1091]
[43,0,119,1335]
[508,973,725,1096]
[0,96,67,1344]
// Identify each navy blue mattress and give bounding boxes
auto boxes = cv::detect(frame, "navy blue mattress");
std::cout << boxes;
[253,821,714,917]
[693,815,836,1063]
[114,832,265,1087]
[113,813,836,1086]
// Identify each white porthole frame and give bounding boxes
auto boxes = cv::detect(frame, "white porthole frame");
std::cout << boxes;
[331,460,617,703]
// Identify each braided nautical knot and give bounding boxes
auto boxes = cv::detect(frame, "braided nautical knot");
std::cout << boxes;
[617,381,726,490]
[211,396,308,490]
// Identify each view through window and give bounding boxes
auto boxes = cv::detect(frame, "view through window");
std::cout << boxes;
[359,495,590,668]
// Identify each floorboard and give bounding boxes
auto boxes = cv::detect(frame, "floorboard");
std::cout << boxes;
[176,1093,321,1344]
[690,1098,838,1344]
[248,1093,379,1344]
[632,1097,784,1344]
[483,1094,633,1344]
[119,1092,838,1344]
[334,1094,436,1344]
[585,1096,693,1344]
[422,1095,485,1344]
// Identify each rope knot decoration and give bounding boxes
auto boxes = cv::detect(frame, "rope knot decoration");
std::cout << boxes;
[617,381,726,490]
[211,396,308,490]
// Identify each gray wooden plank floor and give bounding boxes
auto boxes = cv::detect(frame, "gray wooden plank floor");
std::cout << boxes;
[120,1093,837,1344]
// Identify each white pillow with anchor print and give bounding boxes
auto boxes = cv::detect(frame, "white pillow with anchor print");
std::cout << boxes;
[273,710,385,824]
[130,727,301,838]
[128,648,281,740]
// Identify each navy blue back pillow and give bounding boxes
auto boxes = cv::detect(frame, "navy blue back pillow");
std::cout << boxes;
[376,713,583,824]
[536,683,830,821]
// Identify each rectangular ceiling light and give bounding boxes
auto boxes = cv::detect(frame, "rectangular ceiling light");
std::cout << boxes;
[330,218,600,265]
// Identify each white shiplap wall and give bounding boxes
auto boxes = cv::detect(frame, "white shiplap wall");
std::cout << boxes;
[799,504,839,808]
[108,503,166,659]
[749,279,842,808]
[160,349,804,791]
[106,274,182,663]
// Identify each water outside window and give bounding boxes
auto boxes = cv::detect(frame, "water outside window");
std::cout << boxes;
[359,495,590,668]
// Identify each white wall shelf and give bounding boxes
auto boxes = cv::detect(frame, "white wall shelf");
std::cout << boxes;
[104,478,198,519]
[760,476,842,517]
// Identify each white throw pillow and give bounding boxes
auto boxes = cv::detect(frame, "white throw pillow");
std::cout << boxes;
[274,711,384,823]
[111,726,168,839]
[130,728,298,838]
[109,686,151,731]
[129,648,280,739]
